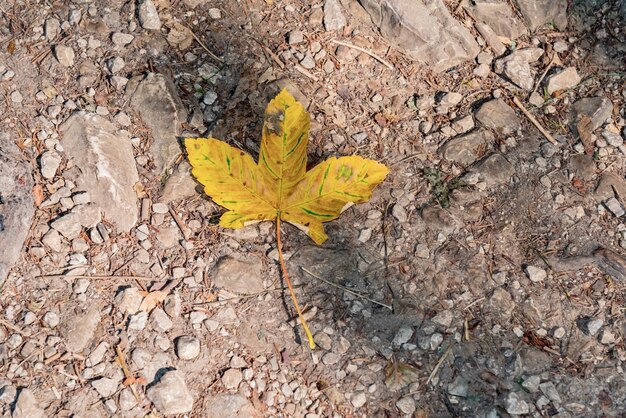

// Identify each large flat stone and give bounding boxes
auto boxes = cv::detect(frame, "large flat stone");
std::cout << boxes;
[60,304,101,353]
[359,0,480,72]
[60,112,139,233]
[0,133,34,283]
[514,0,568,31]
[475,99,522,134]
[127,73,188,174]
[466,1,526,40]
[440,128,494,166]
[203,394,258,418]
[211,256,264,294]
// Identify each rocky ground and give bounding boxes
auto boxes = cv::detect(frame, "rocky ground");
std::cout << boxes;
[1,0,626,417]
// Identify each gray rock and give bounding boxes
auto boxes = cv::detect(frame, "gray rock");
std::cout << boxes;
[525,265,547,282]
[112,32,134,47]
[60,304,101,353]
[60,112,139,233]
[605,197,625,217]
[514,0,568,31]
[351,392,367,408]
[50,213,82,240]
[475,99,521,134]
[119,388,137,410]
[392,326,414,346]
[54,45,75,67]
[151,307,173,332]
[432,310,453,328]
[138,0,162,30]
[146,370,194,414]
[469,153,515,187]
[164,293,182,317]
[42,229,63,252]
[447,376,469,397]
[451,115,475,134]
[546,67,581,95]
[466,1,526,39]
[12,389,45,418]
[522,375,540,392]
[488,288,516,317]
[44,18,61,40]
[474,22,506,56]
[106,57,125,74]
[203,394,258,418]
[396,396,416,415]
[211,256,264,294]
[441,128,494,166]
[91,377,118,398]
[175,336,200,360]
[127,73,188,174]
[322,352,341,365]
[569,96,613,132]
[438,92,463,108]
[39,150,61,179]
[72,203,102,228]
[359,0,479,72]
[43,311,60,328]
[600,329,616,345]
[159,161,198,203]
[0,134,35,283]
[115,287,143,314]
[222,368,243,389]
[324,0,346,31]
[539,382,561,403]
[602,129,623,147]
[505,392,530,415]
[501,54,534,90]
[587,318,603,336]
[128,311,148,331]
[494,48,543,90]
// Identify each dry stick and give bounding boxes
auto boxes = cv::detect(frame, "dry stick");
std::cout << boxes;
[168,206,191,240]
[36,274,155,281]
[531,52,559,96]
[276,218,315,349]
[426,344,453,385]
[330,39,394,70]
[512,96,559,146]
[301,267,392,310]
[115,345,141,402]
[187,28,224,62]
[294,64,319,81]
[0,318,29,336]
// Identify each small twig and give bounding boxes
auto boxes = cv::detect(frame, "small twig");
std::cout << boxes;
[192,283,305,306]
[168,206,191,240]
[187,28,223,62]
[512,96,559,145]
[263,46,285,69]
[331,39,394,70]
[116,345,141,402]
[293,64,319,81]
[426,345,453,385]
[531,52,559,95]
[0,318,29,336]
[36,274,156,281]
[301,267,392,310]
[463,296,485,310]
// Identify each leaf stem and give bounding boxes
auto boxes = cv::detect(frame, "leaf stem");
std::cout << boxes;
[276,217,316,349]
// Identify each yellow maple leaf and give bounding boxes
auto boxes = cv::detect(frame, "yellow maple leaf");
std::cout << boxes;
[185,89,389,348]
